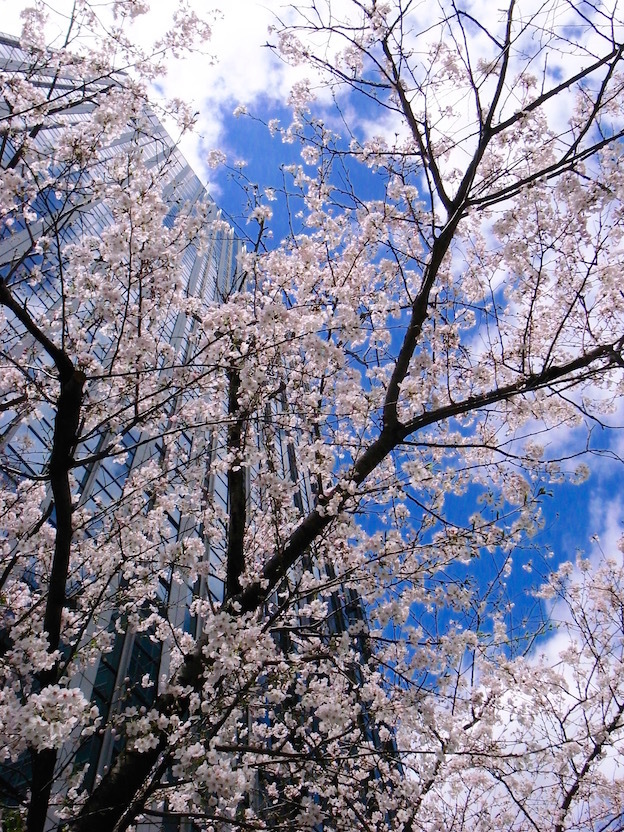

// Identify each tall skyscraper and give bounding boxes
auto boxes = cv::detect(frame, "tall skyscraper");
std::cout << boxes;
[0,29,248,823]
[0,31,395,832]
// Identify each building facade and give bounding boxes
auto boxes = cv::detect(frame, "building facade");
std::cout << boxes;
[0,30,246,824]
[0,32,393,832]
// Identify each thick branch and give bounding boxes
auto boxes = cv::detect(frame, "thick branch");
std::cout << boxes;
[401,341,623,435]
[0,283,86,832]
[70,740,168,832]
[238,339,624,617]
[383,215,461,430]
[44,368,87,651]
[27,367,86,832]
[0,281,73,379]
[225,367,246,600]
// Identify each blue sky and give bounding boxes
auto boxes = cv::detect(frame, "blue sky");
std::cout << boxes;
[203,89,624,628]
[5,0,624,644]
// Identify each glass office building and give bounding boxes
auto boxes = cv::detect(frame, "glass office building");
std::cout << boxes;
[0,32,383,830]
[0,30,249,808]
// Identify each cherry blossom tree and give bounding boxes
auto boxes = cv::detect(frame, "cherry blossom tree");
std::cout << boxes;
[2,1,624,831]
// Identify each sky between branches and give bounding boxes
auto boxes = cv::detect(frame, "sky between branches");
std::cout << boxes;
[4,0,624,635]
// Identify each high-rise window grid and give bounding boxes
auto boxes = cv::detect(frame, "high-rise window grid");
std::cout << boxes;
[0,33,250,794]
[0,33,384,830]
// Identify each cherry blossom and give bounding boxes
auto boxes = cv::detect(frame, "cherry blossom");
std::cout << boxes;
[1,1,624,831]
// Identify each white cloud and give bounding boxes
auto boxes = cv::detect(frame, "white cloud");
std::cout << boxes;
[533,492,624,665]
[1,1,308,180]
[152,2,301,177]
